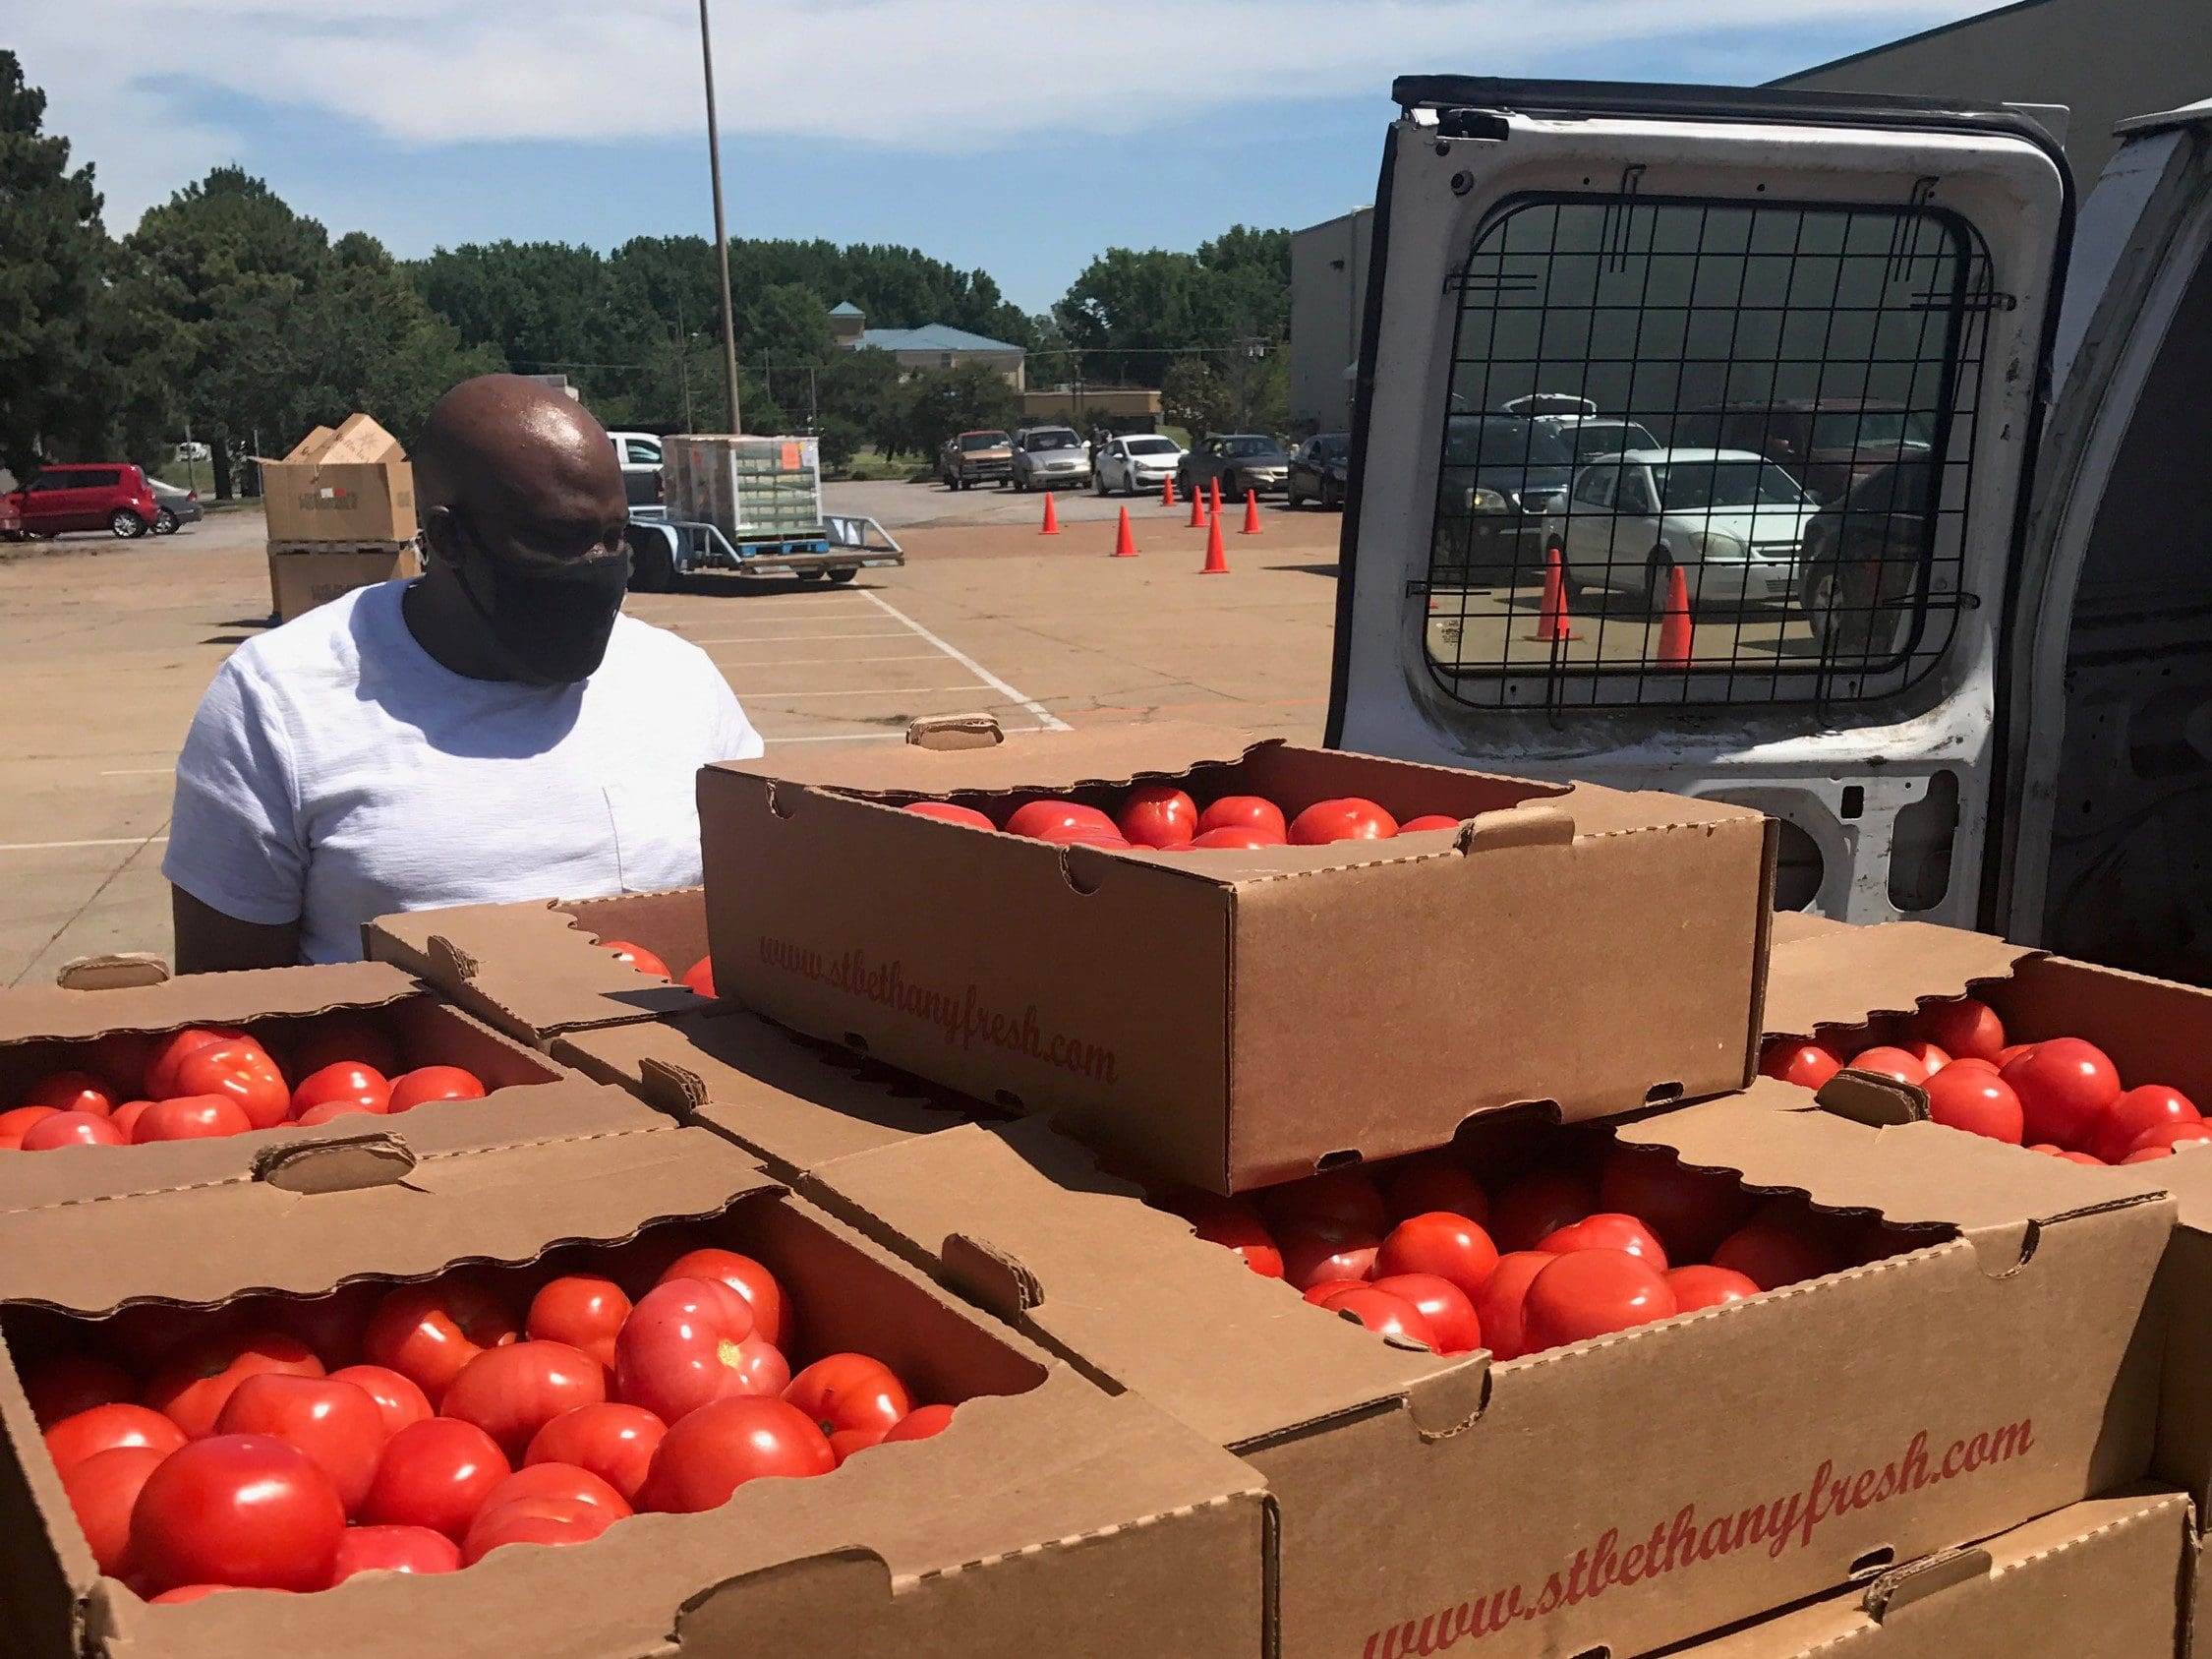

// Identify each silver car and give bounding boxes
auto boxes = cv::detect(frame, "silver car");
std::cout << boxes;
[1010,427,1092,491]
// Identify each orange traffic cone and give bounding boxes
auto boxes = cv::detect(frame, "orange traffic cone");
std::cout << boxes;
[1112,505,1138,559]
[1240,489,1262,535]
[1201,509,1229,574]
[1187,483,1207,528]
[1657,565,1693,666]
[1163,476,1177,507]
[1039,491,1061,536]
[1526,546,1578,641]
[1208,477,1223,524]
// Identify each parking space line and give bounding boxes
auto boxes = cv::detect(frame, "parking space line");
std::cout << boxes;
[99,768,173,777]
[0,836,171,853]
[732,684,986,699]
[858,592,1070,733]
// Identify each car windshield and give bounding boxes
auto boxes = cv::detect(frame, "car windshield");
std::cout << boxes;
[960,432,1008,450]
[1125,437,1178,456]
[1810,409,1934,450]
[1443,417,1575,470]
[1311,436,1350,459]
[1223,437,1277,457]
[1569,422,1656,462]
[1655,460,1809,511]
[1026,430,1080,450]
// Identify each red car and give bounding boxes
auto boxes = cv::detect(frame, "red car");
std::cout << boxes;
[5,462,162,540]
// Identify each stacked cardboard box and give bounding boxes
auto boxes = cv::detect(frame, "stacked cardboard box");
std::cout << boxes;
[257,415,419,622]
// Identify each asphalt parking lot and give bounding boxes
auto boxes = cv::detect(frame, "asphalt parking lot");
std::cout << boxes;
[0,482,1344,982]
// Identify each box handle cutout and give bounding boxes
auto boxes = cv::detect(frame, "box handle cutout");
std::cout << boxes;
[906,713,1004,750]
[766,780,801,820]
[1313,1149,1365,1173]
[1849,1545,1898,1581]
[993,1089,1024,1112]
[1862,1545,1983,1620]
[941,1232,1042,1319]
[54,952,170,991]
[674,1549,893,1647]
[1061,845,1114,895]
[1456,804,1575,855]
[1815,1072,1929,1127]
[1642,1082,1683,1106]
[254,1133,418,1194]
[842,1032,870,1056]
[1405,1356,1490,1440]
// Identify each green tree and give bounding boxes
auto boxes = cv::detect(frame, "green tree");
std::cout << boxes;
[1162,358,1232,437]
[820,346,904,451]
[891,363,1020,460]
[1053,224,1290,393]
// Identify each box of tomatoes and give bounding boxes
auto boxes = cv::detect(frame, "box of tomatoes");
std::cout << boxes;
[0,960,661,1207]
[367,888,718,1050]
[696,719,1776,1194]
[0,1120,1270,1658]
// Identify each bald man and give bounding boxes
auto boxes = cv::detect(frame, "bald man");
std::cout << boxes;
[166,376,761,970]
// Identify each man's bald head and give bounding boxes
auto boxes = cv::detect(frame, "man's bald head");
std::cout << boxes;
[416,375,627,567]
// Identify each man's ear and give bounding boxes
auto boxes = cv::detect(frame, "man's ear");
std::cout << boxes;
[418,504,459,569]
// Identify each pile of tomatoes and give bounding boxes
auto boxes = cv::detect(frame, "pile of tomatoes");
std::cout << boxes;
[31,1238,954,1598]
[1760,994,2210,1166]
[902,786,1463,853]
[596,940,715,997]
[1157,1137,1891,1361]
[0,1022,489,1153]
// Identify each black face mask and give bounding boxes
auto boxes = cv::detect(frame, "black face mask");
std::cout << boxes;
[442,518,632,687]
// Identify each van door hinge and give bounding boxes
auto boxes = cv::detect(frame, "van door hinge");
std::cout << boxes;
[1436,108,1510,142]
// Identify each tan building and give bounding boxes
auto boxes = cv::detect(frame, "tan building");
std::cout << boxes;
[1019,387,1162,432]
[834,303,1026,389]
[1288,207,1373,434]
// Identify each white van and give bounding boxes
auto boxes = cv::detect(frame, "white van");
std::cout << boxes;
[1331,81,2212,983]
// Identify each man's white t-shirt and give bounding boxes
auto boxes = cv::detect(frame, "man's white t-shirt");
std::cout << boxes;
[164,581,762,963]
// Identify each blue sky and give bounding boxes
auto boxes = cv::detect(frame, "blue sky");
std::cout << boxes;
[23,1,1992,314]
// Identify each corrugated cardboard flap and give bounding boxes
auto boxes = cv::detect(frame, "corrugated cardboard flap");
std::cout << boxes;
[713,721,1257,796]
[367,900,697,1036]
[1764,919,2037,1038]
[0,959,419,1044]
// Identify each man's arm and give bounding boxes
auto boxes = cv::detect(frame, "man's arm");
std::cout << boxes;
[172,886,301,974]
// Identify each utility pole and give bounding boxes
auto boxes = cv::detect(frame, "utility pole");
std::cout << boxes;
[698,0,742,434]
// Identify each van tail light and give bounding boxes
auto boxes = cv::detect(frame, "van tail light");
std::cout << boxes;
[188,491,199,503]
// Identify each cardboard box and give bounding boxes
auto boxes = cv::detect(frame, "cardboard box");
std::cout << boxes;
[257,413,417,545]
[698,722,1776,1192]
[0,1122,1268,1659]
[367,890,712,1048]
[1670,1489,2195,1658]
[0,960,654,1206]
[267,542,421,623]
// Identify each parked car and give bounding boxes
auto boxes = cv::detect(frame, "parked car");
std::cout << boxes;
[4,463,161,539]
[148,479,204,535]
[1795,456,1938,655]
[1671,398,1932,502]
[1553,447,1818,612]
[1177,433,1292,500]
[1500,392,1599,418]
[941,429,1014,490]
[1535,415,1661,467]
[1430,414,1576,581]
[1287,434,1353,509]
[608,430,664,512]
[1093,434,1184,496]
[1009,427,1091,491]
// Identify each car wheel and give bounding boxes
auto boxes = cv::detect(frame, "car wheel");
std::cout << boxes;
[626,525,676,593]
[826,567,858,584]
[154,508,178,535]
[1286,483,1304,509]
[109,509,145,539]
[1093,470,1108,497]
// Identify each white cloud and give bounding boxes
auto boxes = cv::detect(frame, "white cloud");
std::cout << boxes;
[16,0,1991,227]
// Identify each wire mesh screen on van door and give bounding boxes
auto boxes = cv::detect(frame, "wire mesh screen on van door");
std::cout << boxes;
[1422,194,1991,710]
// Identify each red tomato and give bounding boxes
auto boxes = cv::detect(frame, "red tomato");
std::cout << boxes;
[1899,1040,1953,1074]
[598,939,669,978]
[62,1445,166,1576]
[2085,1086,2202,1165]
[728,1336,791,1396]
[681,956,717,997]
[441,1340,608,1458]
[525,1403,667,1505]
[143,1029,241,1100]
[46,1403,187,1475]
[289,1062,390,1120]
[461,1494,615,1565]
[883,1403,955,1444]
[2128,1122,2212,1157]
[144,1332,325,1440]
[637,1396,833,1513]
[1380,1157,1490,1226]
[2004,1038,2124,1150]
[1004,800,1117,841]
[1115,786,1198,849]
[902,800,996,830]
[1256,1167,1390,1237]
[330,1524,460,1579]
[1759,1038,1844,1091]
[2041,1146,2111,1165]
[654,1249,790,1349]
[1847,1044,1933,1087]
[213,1373,386,1514]
[171,1038,290,1131]
[1945,1057,2002,1075]
[526,1275,631,1370]
[148,1585,251,1604]
[1196,796,1289,840]
[1373,1212,1499,1301]
[1287,798,1399,846]
[1538,1212,1670,1271]
[613,1277,759,1424]
[1711,1216,1850,1291]
[1595,1145,1753,1263]
[386,1066,489,1113]
[1488,1168,1599,1252]
[1521,1250,1676,1351]
[21,1111,126,1151]
[0,1104,55,1148]
[359,1418,510,1542]
[130,1096,252,1144]
[1186,826,1285,851]
[1398,814,1462,833]
[1306,1282,1436,1345]
[1034,823,1131,849]
[329,1365,433,1440]
[362,1278,520,1405]
[288,1021,404,1083]
[1160,1191,1283,1278]
[261,1284,379,1370]
[129,1433,346,1593]
[1924,1067,2025,1144]
[1918,996,2007,1062]
[84,1032,157,1097]
[22,1071,115,1116]
[1470,1251,1552,1362]
[829,1426,887,1465]
[1665,1265,1763,1313]
[1996,1042,2038,1066]
[474,1460,631,1520]
[1277,1221,1382,1291]
[785,1353,910,1439]
[1367,1273,1482,1353]
[22,1353,134,1429]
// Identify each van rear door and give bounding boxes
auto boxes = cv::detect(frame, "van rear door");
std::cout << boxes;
[1330,80,2070,931]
